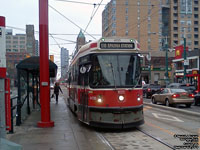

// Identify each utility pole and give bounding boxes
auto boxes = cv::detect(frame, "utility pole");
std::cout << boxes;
[165,36,169,85]
[183,30,187,83]
[147,0,152,84]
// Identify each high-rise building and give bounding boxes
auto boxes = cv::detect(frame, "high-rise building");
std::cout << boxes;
[26,25,36,56]
[6,29,28,84]
[102,0,200,51]
[35,40,39,56]
[60,47,69,80]
[6,25,37,86]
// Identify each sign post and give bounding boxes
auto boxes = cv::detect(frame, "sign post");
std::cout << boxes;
[0,16,6,139]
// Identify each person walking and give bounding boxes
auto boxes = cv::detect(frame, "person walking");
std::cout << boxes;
[53,82,63,104]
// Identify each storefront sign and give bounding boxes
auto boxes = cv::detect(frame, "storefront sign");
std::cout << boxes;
[175,72,184,76]
[174,45,188,59]
[142,67,171,71]
[192,70,198,76]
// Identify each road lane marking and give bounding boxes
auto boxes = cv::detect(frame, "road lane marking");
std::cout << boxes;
[146,122,175,136]
[143,106,152,111]
[199,128,200,145]
[152,113,184,122]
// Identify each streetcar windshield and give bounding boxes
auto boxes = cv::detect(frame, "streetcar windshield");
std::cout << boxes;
[90,54,141,88]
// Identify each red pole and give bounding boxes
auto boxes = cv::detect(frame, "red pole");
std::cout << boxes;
[38,0,54,127]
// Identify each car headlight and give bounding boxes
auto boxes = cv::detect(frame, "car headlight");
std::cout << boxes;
[119,95,124,101]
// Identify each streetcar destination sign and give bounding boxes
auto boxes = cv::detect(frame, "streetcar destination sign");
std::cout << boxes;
[100,42,135,49]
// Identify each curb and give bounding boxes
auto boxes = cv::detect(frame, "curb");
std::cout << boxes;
[144,102,200,117]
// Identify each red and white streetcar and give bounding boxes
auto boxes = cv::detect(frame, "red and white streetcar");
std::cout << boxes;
[67,37,144,128]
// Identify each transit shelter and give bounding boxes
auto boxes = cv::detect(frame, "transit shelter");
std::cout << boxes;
[15,56,57,125]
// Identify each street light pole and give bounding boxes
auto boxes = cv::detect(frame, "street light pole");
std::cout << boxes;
[165,36,169,85]
[183,34,187,83]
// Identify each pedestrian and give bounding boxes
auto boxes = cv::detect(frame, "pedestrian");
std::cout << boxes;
[53,82,63,104]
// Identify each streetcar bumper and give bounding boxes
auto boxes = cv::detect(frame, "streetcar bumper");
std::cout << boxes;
[88,105,144,129]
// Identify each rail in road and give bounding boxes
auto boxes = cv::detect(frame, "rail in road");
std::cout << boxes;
[95,103,200,150]
[63,87,199,150]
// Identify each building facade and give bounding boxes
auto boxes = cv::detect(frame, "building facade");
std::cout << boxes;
[60,47,69,80]
[26,25,36,56]
[102,0,200,84]
[5,25,37,86]
[102,0,200,52]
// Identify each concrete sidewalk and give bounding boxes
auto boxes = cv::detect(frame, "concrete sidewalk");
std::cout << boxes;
[7,87,110,150]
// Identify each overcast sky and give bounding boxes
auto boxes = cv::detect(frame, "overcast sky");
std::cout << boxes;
[0,0,110,77]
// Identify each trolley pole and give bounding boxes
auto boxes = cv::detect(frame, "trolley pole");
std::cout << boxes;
[38,0,54,127]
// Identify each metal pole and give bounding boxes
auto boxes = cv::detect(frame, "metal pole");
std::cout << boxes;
[32,74,35,109]
[27,72,30,115]
[149,61,151,84]
[0,80,6,138]
[183,36,187,83]
[38,0,54,127]
[165,36,169,85]
[0,16,6,139]
[9,98,14,133]
[16,70,21,126]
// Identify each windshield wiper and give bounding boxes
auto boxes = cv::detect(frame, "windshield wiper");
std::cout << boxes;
[110,62,117,90]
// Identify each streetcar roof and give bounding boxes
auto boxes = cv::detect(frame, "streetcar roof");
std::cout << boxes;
[70,37,140,66]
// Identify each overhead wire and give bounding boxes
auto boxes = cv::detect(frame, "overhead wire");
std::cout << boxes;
[83,0,104,33]
[55,0,157,7]
[48,4,96,40]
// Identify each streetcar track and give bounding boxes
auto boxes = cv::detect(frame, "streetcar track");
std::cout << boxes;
[97,128,175,150]
[136,127,175,150]
[96,132,116,150]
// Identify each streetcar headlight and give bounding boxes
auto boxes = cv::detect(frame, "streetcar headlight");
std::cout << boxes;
[97,97,103,103]
[119,95,124,101]
[137,97,141,101]
[137,94,141,101]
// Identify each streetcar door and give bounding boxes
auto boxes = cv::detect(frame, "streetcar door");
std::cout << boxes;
[79,65,89,122]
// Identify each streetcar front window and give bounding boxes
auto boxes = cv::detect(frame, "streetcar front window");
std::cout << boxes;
[90,54,141,88]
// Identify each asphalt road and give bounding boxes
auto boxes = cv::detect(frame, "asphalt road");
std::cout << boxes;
[99,103,200,150]
[144,97,200,114]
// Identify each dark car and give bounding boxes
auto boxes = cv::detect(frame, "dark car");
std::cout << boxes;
[194,92,200,106]
[143,84,162,98]
[168,83,196,94]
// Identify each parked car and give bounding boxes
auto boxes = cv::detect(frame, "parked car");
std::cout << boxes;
[143,84,162,98]
[194,92,200,106]
[167,83,196,94]
[151,88,194,107]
